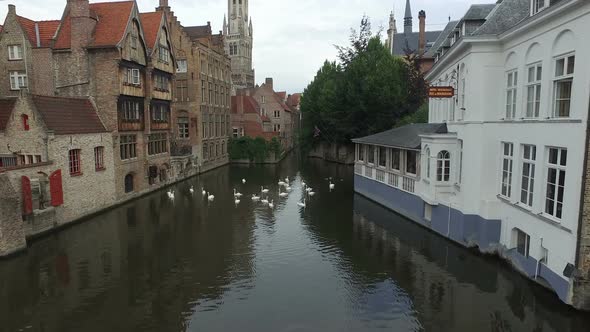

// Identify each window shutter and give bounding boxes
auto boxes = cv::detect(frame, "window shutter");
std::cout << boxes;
[22,114,29,131]
[50,169,64,207]
[22,176,33,215]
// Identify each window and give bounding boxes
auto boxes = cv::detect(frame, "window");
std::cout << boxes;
[233,128,239,138]
[501,143,514,197]
[151,103,169,122]
[367,146,375,164]
[261,96,266,104]
[22,114,29,131]
[125,68,141,85]
[178,117,189,138]
[545,147,567,219]
[203,144,209,160]
[273,124,281,132]
[424,203,432,221]
[274,110,280,118]
[154,74,169,91]
[209,83,213,104]
[130,34,138,49]
[515,229,530,257]
[35,155,41,163]
[553,55,575,118]
[505,70,518,119]
[526,63,542,118]
[158,46,170,63]
[436,151,450,182]
[9,71,27,90]
[406,151,418,175]
[148,133,168,155]
[120,135,137,160]
[124,174,134,193]
[176,79,188,101]
[358,145,365,162]
[378,147,387,168]
[532,0,547,15]
[520,145,536,207]
[27,155,33,164]
[8,45,23,60]
[390,148,400,171]
[68,149,81,175]
[94,146,105,171]
[176,59,188,73]
[119,99,141,122]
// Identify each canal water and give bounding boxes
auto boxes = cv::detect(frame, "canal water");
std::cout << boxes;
[1,155,589,332]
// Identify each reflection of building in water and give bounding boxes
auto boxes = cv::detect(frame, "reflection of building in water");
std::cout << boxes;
[352,195,588,331]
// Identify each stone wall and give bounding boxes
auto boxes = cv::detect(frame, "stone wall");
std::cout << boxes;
[573,125,590,310]
[0,5,34,97]
[308,142,355,165]
[0,174,27,256]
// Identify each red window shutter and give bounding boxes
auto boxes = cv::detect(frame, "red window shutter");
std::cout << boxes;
[50,169,64,207]
[22,176,33,215]
[22,114,29,131]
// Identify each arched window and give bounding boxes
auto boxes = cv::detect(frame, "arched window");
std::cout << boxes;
[437,151,451,182]
[424,147,431,178]
[124,173,134,193]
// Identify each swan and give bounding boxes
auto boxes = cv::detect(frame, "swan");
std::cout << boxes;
[202,188,206,196]
[278,181,286,186]
[329,181,335,190]
[233,188,243,198]
[242,178,246,184]
[308,191,316,197]
[306,187,313,193]
[261,186,269,194]
[251,194,260,201]
[302,181,306,188]
[297,198,306,208]
[167,190,175,200]
[285,176,290,183]
[279,187,289,198]
[261,197,269,205]
[207,192,215,201]
[189,186,194,194]
[285,185,292,192]
[235,198,241,205]
[269,200,274,209]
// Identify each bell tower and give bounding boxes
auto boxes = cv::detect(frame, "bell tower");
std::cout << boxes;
[224,0,255,90]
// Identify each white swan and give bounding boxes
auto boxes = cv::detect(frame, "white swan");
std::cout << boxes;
[285,176,290,183]
[306,187,313,193]
[233,188,243,198]
[279,187,289,198]
[207,192,215,201]
[167,190,175,200]
[251,194,260,201]
[242,179,246,184]
[235,198,241,205]
[202,188,206,196]
[269,200,274,209]
[285,185,292,192]
[261,198,269,205]
[329,181,335,190]
[302,181,306,188]
[297,198,306,208]
[278,181,286,186]
[261,186,269,194]
[189,186,194,194]
[308,191,316,197]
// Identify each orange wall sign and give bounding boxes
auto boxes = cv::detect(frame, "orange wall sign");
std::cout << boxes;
[428,86,455,98]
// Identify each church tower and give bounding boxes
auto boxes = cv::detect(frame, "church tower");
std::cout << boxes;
[404,0,413,34]
[223,0,255,90]
[386,7,398,55]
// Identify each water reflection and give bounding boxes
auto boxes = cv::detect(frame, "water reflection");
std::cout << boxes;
[0,154,588,332]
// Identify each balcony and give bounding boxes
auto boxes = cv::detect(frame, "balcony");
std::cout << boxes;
[356,163,416,194]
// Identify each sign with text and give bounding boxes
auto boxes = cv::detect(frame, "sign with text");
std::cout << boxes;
[428,86,455,98]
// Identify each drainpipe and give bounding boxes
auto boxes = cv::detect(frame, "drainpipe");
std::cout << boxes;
[447,202,451,237]
[535,237,544,280]
[575,88,590,269]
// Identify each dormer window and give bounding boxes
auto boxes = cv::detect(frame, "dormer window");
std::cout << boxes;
[158,45,170,63]
[532,0,548,15]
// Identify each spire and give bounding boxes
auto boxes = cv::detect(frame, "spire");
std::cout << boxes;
[249,18,253,37]
[404,0,412,34]
[223,14,227,35]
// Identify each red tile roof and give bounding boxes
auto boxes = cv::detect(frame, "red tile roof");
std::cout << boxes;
[139,12,163,51]
[231,95,260,115]
[54,1,135,49]
[16,16,60,48]
[0,99,17,131]
[273,93,291,113]
[277,91,286,100]
[287,93,301,107]
[31,95,106,135]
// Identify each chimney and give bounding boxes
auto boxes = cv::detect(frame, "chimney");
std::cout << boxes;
[67,0,94,49]
[8,4,16,14]
[265,78,273,90]
[418,10,426,56]
[157,0,170,12]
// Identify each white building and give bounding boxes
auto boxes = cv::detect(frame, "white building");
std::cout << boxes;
[353,0,590,309]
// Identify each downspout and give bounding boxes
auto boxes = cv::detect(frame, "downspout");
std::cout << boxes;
[535,237,544,280]
[575,87,590,269]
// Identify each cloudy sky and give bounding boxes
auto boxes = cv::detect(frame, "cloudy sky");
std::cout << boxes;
[1,0,493,93]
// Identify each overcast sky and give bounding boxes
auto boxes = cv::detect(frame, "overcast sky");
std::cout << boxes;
[1,0,494,93]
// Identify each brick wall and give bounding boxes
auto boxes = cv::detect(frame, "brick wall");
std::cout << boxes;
[0,174,27,256]
[0,7,34,97]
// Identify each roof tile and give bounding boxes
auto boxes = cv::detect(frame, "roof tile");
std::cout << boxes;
[352,123,448,150]
[139,12,163,51]
[16,16,60,48]
[31,95,107,135]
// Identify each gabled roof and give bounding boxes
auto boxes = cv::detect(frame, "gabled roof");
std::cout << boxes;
[54,1,135,49]
[472,0,530,36]
[287,93,301,107]
[31,95,106,135]
[277,92,286,101]
[352,123,448,150]
[16,16,60,48]
[0,99,17,131]
[231,95,260,115]
[392,30,442,56]
[424,20,459,58]
[140,12,163,51]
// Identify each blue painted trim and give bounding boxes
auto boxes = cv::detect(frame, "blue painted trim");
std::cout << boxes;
[354,174,571,303]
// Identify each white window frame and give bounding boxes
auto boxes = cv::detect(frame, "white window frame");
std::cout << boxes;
[424,146,431,179]
[176,59,188,73]
[9,71,27,90]
[544,147,567,220]
[500,142,514,198]
[8,45,23,60]
[436,150,451,182]
[378,146,387,169]
[390,148,401,172]
[514,228,530,257]
[552,54,575,118]
[531,0,548,15]
[505,70,518,119]
[520,144,536,208]
[525,63,542,118]
[405,150,418,177]
[127,68,141,85]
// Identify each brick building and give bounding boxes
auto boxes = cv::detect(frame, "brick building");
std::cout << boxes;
[230,94,275,140]
[0,94,114,256]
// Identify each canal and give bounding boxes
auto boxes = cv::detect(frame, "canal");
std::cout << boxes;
[1,155,589,332]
